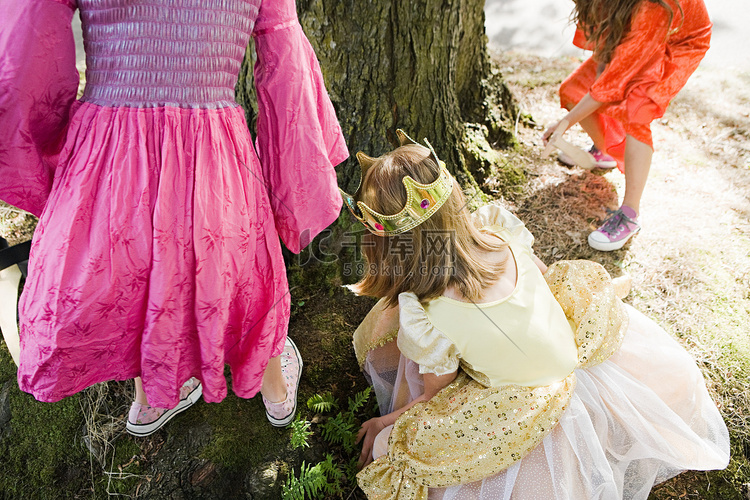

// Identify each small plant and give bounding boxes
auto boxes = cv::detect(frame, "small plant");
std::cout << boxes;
[320,412,357,452]
[281,455,348,500]
[282,387,375,498]
[343,456,361,483]
[348,386,371,414]
[281,461,326,500]
[289,416,313,450]
[320,387,371,454]
[318,454,346,497]
[307,392,338,413]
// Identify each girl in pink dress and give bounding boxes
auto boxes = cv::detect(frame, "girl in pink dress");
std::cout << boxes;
[0,0,347,434]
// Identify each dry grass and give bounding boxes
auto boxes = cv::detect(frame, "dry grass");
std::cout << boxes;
[79,383,128,467]
[0,203,37,246]
[496,50,750,498]
[78,381,152,496]
[1,50,749,498]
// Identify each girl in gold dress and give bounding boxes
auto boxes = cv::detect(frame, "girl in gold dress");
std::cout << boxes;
[339,131,729,499]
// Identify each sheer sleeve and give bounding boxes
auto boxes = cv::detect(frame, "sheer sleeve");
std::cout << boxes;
[397,292,460,377]
[472,203,534,252]
[0,0,79,216]
[252,0,349,253]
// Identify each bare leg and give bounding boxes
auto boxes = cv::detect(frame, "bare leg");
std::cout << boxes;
[578,115,608,152]
[621,135,654,215]
[564,103,609,153]
[261,355,287,403]
[565,97,653,213]
[134,376,149,405]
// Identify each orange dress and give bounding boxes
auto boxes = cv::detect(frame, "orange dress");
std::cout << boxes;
[559,0,711,169]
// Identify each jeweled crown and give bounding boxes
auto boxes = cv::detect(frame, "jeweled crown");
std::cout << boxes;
[339,130,454,236]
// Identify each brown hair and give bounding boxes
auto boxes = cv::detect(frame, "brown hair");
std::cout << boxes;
[573,0,682,65]
[350,144,508,307]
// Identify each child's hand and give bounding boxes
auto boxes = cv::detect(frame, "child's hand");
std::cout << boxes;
[542,119,568,145]
[541,119,572,160]
[356,416,387,469]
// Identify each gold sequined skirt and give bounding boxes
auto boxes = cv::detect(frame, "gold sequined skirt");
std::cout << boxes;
[354,261,729,500]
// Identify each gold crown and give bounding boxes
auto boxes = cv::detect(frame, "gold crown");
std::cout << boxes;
[339,130,454,236]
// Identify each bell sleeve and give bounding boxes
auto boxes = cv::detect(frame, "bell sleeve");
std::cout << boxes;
[0,0,79,217]
[252,0,349,254]
[471,203,535,253]
[572,26,594,51]
[397,292,460,377]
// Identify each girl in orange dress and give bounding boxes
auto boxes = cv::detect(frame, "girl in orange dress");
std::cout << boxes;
[543,0,711,251]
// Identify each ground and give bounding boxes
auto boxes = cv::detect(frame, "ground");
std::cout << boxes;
[1,50,749,498]
[493,50,750,499]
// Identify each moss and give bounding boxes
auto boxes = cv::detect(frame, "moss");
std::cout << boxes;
[0,341,14,381]
[0,346,89,498]
[304,363,329,390]
[0,201,37,246]
[92,438,144,496]
[309,312,346,333]
[461,124,526,200]
[112,437,142,467]
[198,395,289,471]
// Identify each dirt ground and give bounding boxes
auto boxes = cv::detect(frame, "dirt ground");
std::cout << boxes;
[493,50,750,498]
[1,46,749,499]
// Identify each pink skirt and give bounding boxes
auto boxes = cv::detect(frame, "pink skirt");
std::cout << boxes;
[17,102,290,408]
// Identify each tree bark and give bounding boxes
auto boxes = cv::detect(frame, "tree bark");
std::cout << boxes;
[237,0,520,195]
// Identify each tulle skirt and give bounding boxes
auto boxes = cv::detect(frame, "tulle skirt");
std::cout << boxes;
[365,305,729,499]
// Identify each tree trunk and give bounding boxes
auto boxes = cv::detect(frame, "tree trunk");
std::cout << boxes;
[238,0,520,195]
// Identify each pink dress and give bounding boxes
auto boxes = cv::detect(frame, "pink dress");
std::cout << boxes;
[0,0,348,407]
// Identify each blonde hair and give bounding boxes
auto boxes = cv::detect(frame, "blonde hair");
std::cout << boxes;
[350,144,508,307]
[573,0,682,64]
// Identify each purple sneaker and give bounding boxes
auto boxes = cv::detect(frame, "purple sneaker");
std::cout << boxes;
[588,206,640,251]
[126,377,202,437]
[262,338,303,427]
[588,146,618,169]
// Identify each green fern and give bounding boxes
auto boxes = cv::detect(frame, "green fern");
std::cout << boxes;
[344,456,361,483]
[283,388,375,498]
[307,392,338,413]
[347,386,372,414]
[321,413,357,452]
[319,454,346,496]
[281,473,304,500]
[282,462,326,500]
[289,416,313,450]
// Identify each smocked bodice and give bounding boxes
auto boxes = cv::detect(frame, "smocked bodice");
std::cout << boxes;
[79,0,261,108]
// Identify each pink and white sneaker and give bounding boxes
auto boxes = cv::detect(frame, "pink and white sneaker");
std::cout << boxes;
[126,377,202,437]
[559,146,618,169]
[588,206,640,251]
[588,146,618,169]
[262,338,303,427]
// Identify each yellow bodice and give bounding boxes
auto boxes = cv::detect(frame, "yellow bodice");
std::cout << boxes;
[354,205,629,500]
[423,239,579,387]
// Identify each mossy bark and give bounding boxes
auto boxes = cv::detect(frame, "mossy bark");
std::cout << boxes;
[237,0,520,195]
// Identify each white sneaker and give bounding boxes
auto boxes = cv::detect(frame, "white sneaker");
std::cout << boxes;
[126,378,202,437]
